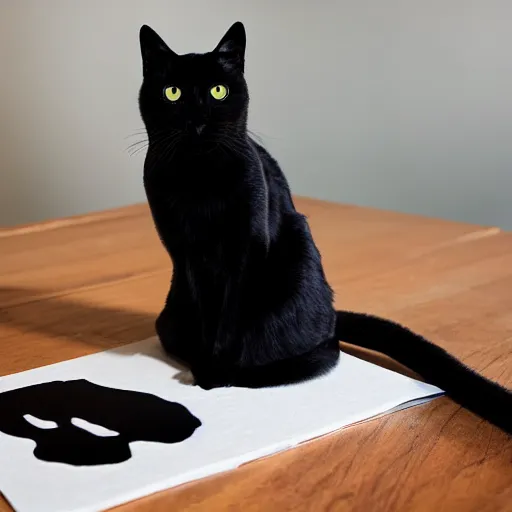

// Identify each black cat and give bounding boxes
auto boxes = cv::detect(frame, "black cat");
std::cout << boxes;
[138,22,511,434]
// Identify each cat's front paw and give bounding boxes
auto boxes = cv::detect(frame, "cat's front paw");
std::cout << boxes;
[192,363,235,390]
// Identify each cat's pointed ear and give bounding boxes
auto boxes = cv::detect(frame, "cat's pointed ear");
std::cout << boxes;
[214,22,246,72]
[139,25,175,76]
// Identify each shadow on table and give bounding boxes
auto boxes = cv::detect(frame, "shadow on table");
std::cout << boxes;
[0,285,418,380]
[0,285,156,349]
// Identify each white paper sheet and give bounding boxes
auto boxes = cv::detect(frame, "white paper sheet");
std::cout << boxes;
[0,338,443,512]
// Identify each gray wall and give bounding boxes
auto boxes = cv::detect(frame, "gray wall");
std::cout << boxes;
[1,1,511,229]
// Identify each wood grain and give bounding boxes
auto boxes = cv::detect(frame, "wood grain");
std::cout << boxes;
[0,197,511,512]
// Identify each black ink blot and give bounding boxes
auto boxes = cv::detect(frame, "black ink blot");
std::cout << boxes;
[0,379,201,466]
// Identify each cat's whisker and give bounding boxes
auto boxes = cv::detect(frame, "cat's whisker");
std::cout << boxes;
[159,137,182,163]
[142,131,184,168]
[247,130,264,144]
[126,139,148,150]
[124,131,148,140]
[128,145,149,157]
[125,128,181,157]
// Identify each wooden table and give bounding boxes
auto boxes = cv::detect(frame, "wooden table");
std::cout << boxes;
[1,197,511,511]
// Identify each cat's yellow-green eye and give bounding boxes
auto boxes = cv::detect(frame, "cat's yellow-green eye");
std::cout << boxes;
[210,85,228,101]
[164,86,181,102]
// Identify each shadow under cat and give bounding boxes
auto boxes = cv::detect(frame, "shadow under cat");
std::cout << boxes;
[0,285,420,382]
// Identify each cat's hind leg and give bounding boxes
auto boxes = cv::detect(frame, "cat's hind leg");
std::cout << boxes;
[229,338,340,389]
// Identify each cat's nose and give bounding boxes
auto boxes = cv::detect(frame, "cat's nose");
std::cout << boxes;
[185,120,206,136]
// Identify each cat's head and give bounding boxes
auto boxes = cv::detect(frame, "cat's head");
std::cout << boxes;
[138,22,248,146]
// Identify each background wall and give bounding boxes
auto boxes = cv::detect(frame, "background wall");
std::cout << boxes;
[1,1,511,229]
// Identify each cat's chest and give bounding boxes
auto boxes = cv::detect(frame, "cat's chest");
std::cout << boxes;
[148,186,246,256]
[146,158,239,206]
[146,149,240,185]
[144,155,252,253]
[174,199,232,236]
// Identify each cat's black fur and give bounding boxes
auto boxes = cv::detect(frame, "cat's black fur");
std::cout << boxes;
[138,22,511,434]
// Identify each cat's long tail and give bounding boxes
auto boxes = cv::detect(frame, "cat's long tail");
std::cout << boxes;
[335,310,512,434]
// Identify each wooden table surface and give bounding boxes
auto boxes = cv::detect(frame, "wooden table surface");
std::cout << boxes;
[1,197,511,511]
